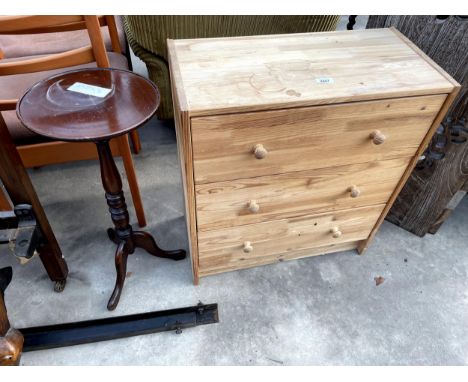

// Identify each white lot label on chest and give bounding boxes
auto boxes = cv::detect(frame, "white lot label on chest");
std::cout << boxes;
[67,82,112,98]
[315,77,334,84]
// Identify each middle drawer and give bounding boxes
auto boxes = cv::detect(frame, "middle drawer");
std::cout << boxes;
[195,157,409,231]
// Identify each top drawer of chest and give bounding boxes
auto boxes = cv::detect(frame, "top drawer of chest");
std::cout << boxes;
[191,95,446,184]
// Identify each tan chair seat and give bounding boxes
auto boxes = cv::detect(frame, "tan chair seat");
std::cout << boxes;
[0,52,128,145]
[0,18,126,59]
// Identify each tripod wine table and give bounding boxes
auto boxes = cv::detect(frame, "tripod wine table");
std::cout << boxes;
[17,68,186,310]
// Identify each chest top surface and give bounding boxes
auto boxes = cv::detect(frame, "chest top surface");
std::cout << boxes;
[168,28,456,116]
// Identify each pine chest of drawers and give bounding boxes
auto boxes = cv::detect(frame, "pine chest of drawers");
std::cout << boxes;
[168,28,459,283]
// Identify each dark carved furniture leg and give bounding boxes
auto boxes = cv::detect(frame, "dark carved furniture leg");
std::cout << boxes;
[0,267,23,366]
[347,15,357,30]
[133,231,186,260]
[107,227,120,244]
[0,115,68,291]
[108,242,129,311]
[96,140,186,311]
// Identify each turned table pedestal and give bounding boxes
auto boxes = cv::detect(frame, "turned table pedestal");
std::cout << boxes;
[17,68,186,310]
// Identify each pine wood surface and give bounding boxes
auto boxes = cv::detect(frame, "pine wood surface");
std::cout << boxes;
[168,40,200,284]
[367,16,468,236]
[168,29,459,281]
[191,95,446,183]
[196,157,409,231]
[198,205,384,274]
[358,86,460,252]
[169,28,453,116]
[199,241,359,277]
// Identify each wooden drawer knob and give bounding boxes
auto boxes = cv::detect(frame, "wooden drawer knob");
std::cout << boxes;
[349,185,361,198]
[243,241,253,253]
[253,144,268,159]
[330,227,342,238]
[248,200,260,213]
[370,130,386,145]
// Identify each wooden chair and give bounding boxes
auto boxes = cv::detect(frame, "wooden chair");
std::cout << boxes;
[0,16,146,226]
[1,112,68,290]
[0,267,23,366]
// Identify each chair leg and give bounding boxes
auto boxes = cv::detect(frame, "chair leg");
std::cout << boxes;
[116,134,147,228]
[1,267,24,366]
[129,130,142,154]
[1,117,68,285]
[0,187,11,211]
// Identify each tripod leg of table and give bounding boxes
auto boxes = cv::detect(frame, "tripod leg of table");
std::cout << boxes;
[133,231,186,260]
[107,242,129,311]
[107,227,120,244]
[96,140,186,311]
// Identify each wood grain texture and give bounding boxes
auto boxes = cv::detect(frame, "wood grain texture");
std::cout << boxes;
[0,15,84,33]
[192,95,446,183]
[196,157,409,231]
[85,16,111,68]
[358,86,460,252]
[389,117,468,236]
[199,241,359,277]
[168,39,200,284]
[367,16,468,236]
[115,134,147,227]
[0,15,108,35]
[0,266,24,366]
[0,114,68,282]
[0,185,11,211]
[170,28,453,116]
[368,18,466,119]
[389,27,460,89]
[198,205,384,274]
[0,46,95,75]
[17,139,120,167]
[0,100,17,112]
[169,29,459,282]
[0,15,146,228]
[105,15,122,54]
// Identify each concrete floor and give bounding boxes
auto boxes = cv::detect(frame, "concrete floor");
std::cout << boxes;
[1,118,467,365]
[2,16,467,365]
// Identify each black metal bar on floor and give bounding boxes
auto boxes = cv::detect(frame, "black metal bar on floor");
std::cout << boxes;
[20,303,218,352]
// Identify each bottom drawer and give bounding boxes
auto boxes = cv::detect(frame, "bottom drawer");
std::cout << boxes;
[198,205,385,276]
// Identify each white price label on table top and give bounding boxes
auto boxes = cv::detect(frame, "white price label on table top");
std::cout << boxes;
[315,77,334,84]
[67,82,112,98]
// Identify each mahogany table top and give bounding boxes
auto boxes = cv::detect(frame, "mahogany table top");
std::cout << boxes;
[17,68,159,142]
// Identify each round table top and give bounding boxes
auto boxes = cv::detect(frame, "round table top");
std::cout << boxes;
[17,68,160,142]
